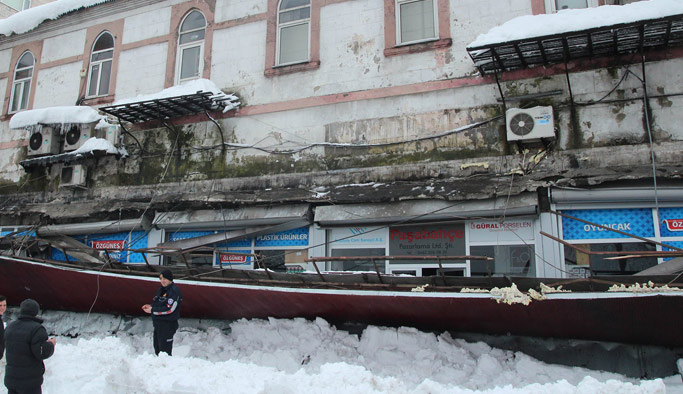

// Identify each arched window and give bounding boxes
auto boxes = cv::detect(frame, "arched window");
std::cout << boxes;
[10,51,34,113]
[176,10,206,83]
[86,32,114,97]
[277,0,310,66]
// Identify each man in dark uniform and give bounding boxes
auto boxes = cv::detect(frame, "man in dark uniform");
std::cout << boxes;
[4,299,56,394]
[0,295,6,361]
[141,269,182,356]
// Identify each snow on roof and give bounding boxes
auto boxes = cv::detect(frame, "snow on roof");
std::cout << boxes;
[468,0,683,48]
[0,0,112,37]
[9,106,104,129]
[113,78,240,113]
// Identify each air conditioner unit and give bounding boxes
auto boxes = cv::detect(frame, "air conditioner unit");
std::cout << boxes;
[104,125,121,146]
[27,126,60,157]
[506,106,555,142]
[63,123,95,152]
[59,164,87,188]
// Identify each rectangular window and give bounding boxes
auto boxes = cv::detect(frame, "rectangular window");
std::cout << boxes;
[180,45,201,80]
[470,245,536,277]
[396,0,437,45]
[556,0,588,9]
[564,243,658,276]
[330,248,387,273]
[278,22,309,65]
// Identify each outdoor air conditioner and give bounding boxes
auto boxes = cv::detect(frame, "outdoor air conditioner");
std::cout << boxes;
[59,164,87,188]
[63,123,94,152]
[104,124,121,146]
[27,126,60,157]
[506,106,555,142]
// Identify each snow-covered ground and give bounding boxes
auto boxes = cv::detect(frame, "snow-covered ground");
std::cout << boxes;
[1,310,680,394]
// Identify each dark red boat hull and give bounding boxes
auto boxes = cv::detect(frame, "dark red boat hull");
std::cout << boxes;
[1,256,681,347]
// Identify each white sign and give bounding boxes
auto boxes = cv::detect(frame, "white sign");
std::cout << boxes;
[329,227,386,248]
[468,219,534,242]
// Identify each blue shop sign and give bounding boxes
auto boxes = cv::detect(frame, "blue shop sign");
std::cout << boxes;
[255,227,309,247]
[659,207,683,238]
[561,208,654,240]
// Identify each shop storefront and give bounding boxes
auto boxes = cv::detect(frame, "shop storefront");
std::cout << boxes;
[551,187,683,277]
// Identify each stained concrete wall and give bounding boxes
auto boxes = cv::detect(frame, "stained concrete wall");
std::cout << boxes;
[0,0,678,189]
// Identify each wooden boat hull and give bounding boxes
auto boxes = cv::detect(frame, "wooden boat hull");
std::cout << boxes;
[1,256,682,347]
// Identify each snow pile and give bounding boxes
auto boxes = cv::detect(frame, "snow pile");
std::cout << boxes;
[490,283,532,305]
[73,137,118,155]
[469,0,683,47]
[113,79,240,113]
[0,0,112,37]
[607,281,683,293]
[4,314,669,394]
[9,106,103,129]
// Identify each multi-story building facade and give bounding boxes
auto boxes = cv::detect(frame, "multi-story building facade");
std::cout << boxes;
[0,0,680,278]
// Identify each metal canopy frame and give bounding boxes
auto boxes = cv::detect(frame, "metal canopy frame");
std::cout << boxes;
[467,14,683,75]
[99,91,231,124]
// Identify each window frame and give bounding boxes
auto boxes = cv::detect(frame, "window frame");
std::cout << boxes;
[545,0,600,12]
[394,0,439,47]
[175,10,207,84]
[9,51,34,114]
[275,0,311,67]
[85,31,114,98]
[22,0,30,10]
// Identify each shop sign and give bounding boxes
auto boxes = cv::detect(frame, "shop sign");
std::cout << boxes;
[469,219,534,242]
[329,227,386,247]
[389,224,465,263]
[91,240,125,250]
[561,208,654,240]
[218,253,249,265]
[255,227,309,247]
[659,208,683,237]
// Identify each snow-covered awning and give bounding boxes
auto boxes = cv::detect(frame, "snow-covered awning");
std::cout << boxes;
[467,0,683,75]
[99,79,240,124]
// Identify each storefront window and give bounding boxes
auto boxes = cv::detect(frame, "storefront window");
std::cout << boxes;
[330,248,386,273]
[564,243,657,276]
[470,245,535,277]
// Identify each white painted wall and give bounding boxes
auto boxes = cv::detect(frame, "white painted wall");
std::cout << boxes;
[115,42,168,99]
[122,7,172,44]
[41,30,86,63]
[33,62,82,108]
[211,21,266,105]
[0,48,12,73]
[215,0,266,23]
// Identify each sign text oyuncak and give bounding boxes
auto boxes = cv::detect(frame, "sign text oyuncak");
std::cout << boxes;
[583,223,631,232]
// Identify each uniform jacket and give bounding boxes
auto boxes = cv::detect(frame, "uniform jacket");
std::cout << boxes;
[0,314,5,360]
[4,315,54,391]
[151,282,182,322]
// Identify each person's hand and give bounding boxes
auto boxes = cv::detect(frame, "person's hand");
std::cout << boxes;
[47,338,56,346]
[141,304,152,314]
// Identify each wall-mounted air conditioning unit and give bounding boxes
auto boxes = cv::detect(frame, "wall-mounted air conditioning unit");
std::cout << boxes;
[63,123,95,152]
[27,126,60,157]
[104,125,121,146]
[59,164,87,188]
[506,106,555,142]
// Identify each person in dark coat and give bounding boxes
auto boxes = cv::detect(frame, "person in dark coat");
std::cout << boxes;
[0,295,6,360]
[4,299,56,394]
[141,269,182,356]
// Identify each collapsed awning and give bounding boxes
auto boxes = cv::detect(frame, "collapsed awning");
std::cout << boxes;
[314,195,537,226]
[467,14,683,75]
[151,204,312,251]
